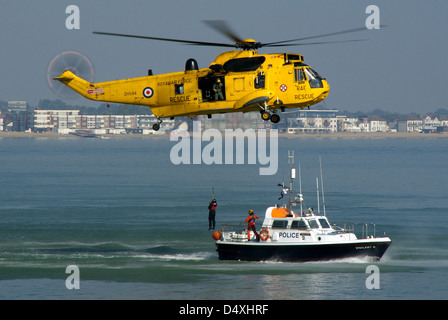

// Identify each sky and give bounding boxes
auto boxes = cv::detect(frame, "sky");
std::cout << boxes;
[0,0,446,114]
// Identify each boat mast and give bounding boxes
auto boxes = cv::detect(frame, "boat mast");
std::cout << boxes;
[316,177,320,214]
[298,162,303,216]
[319,156,326,216]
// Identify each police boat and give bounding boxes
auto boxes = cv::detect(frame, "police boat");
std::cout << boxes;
[212,154,392,262]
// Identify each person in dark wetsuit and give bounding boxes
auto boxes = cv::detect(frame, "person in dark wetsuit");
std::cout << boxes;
[245,209,260,241]
[208,199,217,230]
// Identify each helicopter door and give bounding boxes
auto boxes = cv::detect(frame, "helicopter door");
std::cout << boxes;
[198,76,226,102]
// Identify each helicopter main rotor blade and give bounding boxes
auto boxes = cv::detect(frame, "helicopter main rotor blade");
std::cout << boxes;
[92,31,236,48]
[93,23,386,51]
[262,26,385,47]
[266,39,366,47]
[202,20,244,43]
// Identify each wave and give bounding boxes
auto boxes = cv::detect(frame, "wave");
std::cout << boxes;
[131,251,213,261]
[0,242,215,269]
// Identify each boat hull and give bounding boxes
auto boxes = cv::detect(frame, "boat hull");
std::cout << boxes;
[216,239,391,262]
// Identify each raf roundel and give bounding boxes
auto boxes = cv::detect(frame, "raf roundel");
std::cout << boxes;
[143,87,154,98]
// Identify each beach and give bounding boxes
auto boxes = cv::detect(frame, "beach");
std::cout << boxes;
[1,131,448,139]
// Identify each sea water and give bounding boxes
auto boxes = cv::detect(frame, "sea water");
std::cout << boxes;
[0,136,447,300]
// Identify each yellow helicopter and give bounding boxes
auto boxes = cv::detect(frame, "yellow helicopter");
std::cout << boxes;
[54,21,369,131]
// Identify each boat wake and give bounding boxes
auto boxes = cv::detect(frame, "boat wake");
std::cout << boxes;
[257,255,377,265]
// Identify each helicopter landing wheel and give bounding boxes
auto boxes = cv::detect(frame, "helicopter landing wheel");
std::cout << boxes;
[270,114,280,124]
[261,111,271,121]
[153,117,163,131]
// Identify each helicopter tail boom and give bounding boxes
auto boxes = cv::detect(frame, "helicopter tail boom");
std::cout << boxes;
[53,70,98,101]
[54,70,156,107]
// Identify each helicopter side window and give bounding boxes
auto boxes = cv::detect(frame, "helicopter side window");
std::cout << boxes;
[294,68,305,82]
[223,57,266,72]
[175,84,184,95]
[255,72,265,89]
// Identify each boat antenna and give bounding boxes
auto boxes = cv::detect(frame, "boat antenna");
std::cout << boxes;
[288,150,295,215]
[316,177,320,214]
[298,162,303,216]
[319,156,326,216]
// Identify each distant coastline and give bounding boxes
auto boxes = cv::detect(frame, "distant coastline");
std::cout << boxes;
[1,131,448,139]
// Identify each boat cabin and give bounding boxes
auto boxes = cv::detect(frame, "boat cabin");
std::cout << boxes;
[262,206,334,233]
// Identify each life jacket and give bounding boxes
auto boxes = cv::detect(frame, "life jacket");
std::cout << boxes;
[209,201,217,210]
[246,214,259,227]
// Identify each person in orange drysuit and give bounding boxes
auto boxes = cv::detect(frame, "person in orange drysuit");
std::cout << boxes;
[245,209,260,241]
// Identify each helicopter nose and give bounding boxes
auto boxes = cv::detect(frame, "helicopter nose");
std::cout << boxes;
[317,80,330,103]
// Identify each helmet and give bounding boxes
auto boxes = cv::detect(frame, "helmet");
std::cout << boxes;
[248,209,254,214]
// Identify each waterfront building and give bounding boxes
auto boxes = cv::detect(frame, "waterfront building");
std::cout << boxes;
[33,109,80,132]
[397,116,423,133]
[368,115,388,132]
[7,101,27,113]
[341,117,361,132]
[422,115,440,133]
[31,109,174,134]
[287,109,340,134]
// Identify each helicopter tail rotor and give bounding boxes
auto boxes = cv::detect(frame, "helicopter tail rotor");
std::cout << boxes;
[46,50,95,100]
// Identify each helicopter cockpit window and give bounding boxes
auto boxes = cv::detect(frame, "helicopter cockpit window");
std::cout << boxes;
[305,68,323,88]
[223,56,266,72]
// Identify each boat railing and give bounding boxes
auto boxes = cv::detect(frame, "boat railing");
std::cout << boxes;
[220,222,247,232]
[220,222,249,242]
[332,223,387,239]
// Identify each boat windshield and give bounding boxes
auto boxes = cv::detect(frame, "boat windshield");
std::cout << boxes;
[309,219,320,229]
[318,218,331,229]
